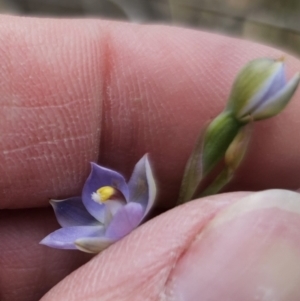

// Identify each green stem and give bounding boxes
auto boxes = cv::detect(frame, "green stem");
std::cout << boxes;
[177,111,243,205]
[199,167,233,198]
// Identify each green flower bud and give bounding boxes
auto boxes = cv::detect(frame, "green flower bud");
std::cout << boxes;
[178,57,300,204]
[227,58,300,122]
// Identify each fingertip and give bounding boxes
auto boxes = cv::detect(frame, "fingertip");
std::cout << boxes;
[165,190,300,301]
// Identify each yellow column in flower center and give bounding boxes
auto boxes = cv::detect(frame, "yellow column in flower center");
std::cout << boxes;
[91,186,116,204]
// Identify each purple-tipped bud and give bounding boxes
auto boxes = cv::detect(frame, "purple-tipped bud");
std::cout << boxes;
[227,58,300,122]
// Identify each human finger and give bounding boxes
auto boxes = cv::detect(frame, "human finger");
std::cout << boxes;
[40,190,300,301]
[1,16,300,209]
[0,208,93,301]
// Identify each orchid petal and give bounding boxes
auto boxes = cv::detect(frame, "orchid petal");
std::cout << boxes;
[105,202,144,240]
[252,72,300,120]
[82,163,129,222]
[144,155,157,217]
[75,237,115,253]
[260,63,286,101]
[50,197,100,227]
[128,154,156,218]
[40,225,105,250]
[103,199,126,227]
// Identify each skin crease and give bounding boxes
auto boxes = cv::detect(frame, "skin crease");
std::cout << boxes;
[1,16,300,300]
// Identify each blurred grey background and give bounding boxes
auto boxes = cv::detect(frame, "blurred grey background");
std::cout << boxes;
[2,0,300,56]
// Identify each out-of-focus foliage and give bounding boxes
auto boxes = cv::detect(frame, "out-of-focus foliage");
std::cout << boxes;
[2,0,300,56]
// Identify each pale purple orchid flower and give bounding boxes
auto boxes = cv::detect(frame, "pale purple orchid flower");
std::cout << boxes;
[40,155,156,253]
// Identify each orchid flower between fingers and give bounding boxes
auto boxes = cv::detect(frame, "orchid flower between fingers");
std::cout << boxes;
[40,155,157,253]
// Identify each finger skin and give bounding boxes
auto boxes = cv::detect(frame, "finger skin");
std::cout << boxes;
[166,190,300,301]
[0,208,93,301]
[40,191,300,301]
[1,16,300,210]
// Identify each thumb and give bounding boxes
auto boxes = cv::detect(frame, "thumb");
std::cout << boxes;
[40,190,300,301]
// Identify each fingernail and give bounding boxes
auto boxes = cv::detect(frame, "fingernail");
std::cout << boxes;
[166,190,300,301]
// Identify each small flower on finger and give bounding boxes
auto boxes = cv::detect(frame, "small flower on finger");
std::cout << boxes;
[40,155,156,253]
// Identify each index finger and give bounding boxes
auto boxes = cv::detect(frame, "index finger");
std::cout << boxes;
[1,16,300,209]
